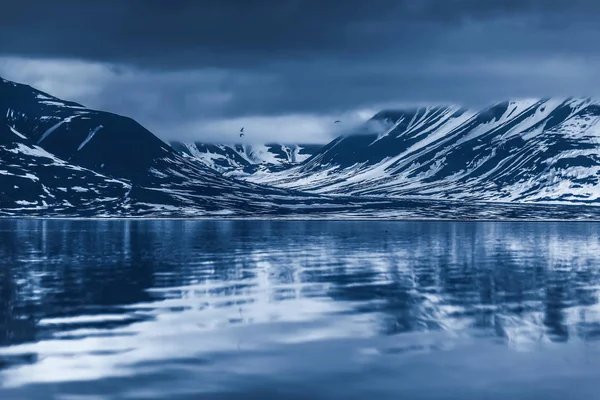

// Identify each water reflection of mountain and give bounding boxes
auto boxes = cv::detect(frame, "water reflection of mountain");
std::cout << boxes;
[317,222,600,345]
[2,220,600,358]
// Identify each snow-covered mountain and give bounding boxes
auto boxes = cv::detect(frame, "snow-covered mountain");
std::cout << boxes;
[4,75,600,219]
[0,77,342,217]
[247,99,600,204]
[170,142,322,175]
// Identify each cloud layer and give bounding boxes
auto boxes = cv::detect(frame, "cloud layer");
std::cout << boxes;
[2,0,600,142]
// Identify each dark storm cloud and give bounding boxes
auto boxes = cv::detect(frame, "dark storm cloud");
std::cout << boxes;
[1,0,599,69]
[2,0,600,142]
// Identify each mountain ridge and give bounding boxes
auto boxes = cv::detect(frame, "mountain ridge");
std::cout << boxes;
[246,98,600,204]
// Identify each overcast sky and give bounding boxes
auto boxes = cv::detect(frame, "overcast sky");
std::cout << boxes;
[2,0,600,143]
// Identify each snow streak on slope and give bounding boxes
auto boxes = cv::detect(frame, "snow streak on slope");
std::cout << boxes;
[77,125,103,151]
[247,99,600,205]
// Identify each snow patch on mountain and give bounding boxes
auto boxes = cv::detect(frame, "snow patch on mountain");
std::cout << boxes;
[8,125,26,139]
[38,115,80,144]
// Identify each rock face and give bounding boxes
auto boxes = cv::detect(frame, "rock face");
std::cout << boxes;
[247,99,600,204]
[170,142,323,175]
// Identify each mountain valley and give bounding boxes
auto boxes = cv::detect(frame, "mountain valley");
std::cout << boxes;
[3,76,600,219]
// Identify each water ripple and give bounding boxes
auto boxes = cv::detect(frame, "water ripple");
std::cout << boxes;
[1,220,600,398]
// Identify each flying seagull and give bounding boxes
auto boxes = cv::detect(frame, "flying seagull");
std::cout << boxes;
[240,132,244,137]
[334,120,341,123]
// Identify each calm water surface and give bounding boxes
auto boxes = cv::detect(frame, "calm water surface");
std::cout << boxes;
[1,220,600,399]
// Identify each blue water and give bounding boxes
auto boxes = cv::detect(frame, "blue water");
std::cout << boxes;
[1,220,600,399]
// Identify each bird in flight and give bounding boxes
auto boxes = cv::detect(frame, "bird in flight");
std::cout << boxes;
[239,127,245,137]
[240,133,244,137]
[334,120,341,124]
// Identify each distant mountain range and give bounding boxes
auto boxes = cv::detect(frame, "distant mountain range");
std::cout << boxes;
[3,75,600,219]
[170,142,322,175]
